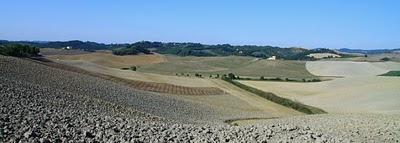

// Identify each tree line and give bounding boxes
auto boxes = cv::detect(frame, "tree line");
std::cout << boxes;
[0,44,40,57]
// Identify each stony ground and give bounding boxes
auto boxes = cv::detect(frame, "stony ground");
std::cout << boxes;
[1,55,399,142]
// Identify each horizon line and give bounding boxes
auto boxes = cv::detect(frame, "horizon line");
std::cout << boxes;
[1,39,398,50]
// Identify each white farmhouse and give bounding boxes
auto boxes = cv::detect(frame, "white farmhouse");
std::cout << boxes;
[267,56,276,60]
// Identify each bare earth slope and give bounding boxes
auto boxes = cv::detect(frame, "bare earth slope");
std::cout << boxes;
[0,56,232,124]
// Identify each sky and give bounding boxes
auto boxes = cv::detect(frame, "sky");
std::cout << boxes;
[1,0,399,49]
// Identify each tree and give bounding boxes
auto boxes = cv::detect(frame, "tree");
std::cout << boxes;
[381,57,390,61]
[228,73,236,79]
[130,66,137,71]
[0,44,40,57]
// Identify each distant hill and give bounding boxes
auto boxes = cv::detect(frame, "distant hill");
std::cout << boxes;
[1,40,339,60]
[113,41,339,60]
[337,48,400,55]
[0,40,126,51]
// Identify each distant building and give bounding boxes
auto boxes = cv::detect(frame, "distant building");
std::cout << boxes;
[63,46,72,50]
[267,56,276,60]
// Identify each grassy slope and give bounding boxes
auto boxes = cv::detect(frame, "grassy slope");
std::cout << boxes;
[138,55,317,78]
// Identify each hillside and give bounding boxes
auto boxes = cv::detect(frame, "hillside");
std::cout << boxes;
[2,55,400,142]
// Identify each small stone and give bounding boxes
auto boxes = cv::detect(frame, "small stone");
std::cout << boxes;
[85,131,95,138]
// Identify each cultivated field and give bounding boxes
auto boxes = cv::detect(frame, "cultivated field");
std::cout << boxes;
[138,55,317,78]
[306,61,400,76]
[239,61,400,114]
[40,48,90,55]
[325,52,400,62]
[45,51,304,120]
[47,51,317,79]
[47,51,167,68]
[54,59,302,117]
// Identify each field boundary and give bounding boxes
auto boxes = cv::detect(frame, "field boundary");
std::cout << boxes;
[222,77,327,114]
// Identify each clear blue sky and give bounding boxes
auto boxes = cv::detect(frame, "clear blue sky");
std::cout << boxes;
[1,0,399,49]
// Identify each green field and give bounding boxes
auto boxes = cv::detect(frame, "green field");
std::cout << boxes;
[380,71,400,76]
[138,55,317,78]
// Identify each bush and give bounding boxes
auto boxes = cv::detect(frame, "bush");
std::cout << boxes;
[0,44,40,57]
[228,73,236,79]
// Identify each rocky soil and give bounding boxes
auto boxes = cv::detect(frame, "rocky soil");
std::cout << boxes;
[1,55,399,142]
